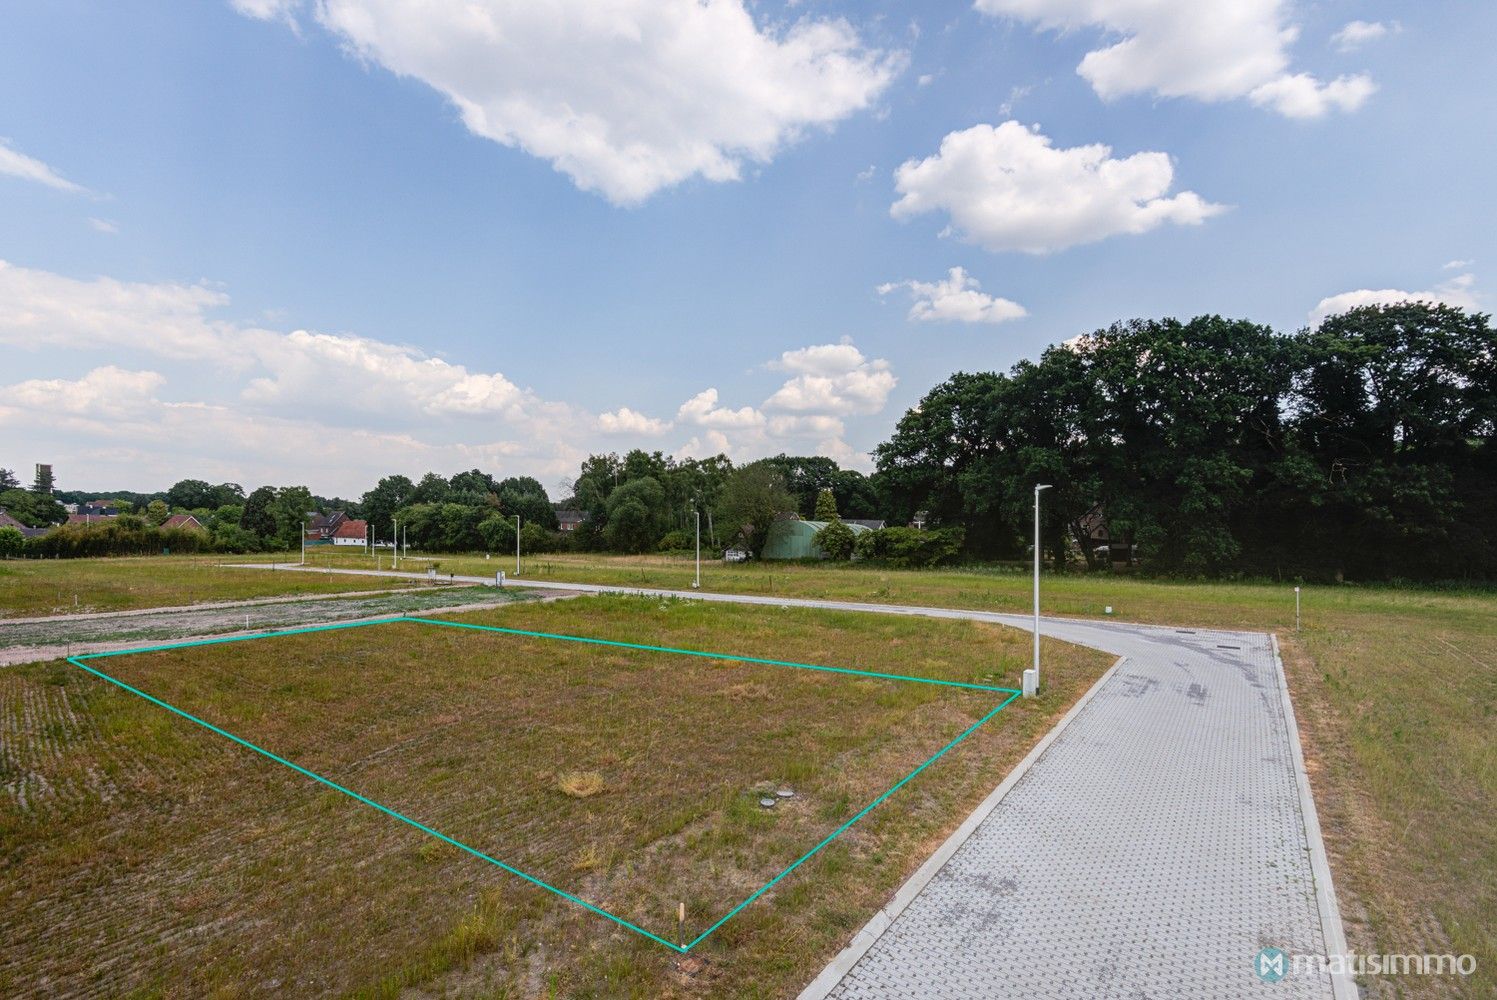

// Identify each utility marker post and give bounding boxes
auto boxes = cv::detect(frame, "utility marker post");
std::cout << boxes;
[693,509,701,589]
[515,514,521,577]
[392,518,399,570]
[1027,484,1052,698]
[300,519,306,566]
[1295,586,1301,630]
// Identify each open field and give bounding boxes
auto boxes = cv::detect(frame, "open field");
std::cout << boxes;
[0,595,1108,998]
[0,555,417,618]
[248,549,1497,997]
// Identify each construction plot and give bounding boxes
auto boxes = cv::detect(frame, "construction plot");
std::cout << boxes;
[1,596,1107,998]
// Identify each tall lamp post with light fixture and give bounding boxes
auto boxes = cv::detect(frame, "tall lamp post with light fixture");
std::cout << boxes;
[1027,484,1052,697]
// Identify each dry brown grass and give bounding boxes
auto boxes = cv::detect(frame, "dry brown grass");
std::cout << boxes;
[0,594,1108,998]
[557,771,606,798]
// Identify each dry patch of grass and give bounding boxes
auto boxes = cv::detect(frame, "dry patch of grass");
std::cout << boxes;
[0,595,1107,998]
[558,771,606,798]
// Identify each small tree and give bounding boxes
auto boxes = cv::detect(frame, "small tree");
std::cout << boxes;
[145,499,171,525]
[0,468,19,490]
[0,526,25,558]
[814,520,856,560]
[813,488,839,522]
[717,461,795,558]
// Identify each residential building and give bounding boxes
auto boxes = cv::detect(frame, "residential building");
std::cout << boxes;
[331,519,369,547]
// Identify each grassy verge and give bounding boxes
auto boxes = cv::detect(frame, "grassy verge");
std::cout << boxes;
[0,595,1108,998]
[0,554,415,618]
[264,548,1497,997]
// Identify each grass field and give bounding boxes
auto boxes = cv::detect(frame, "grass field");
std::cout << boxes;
[1,595,1108,998]
[0,554,417,618]
[273,548,1497,997]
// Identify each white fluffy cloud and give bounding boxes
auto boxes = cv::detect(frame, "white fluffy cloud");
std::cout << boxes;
[0,365,574,494]
[239,0,902,205]
[1332,20,1396,52]
[667,342,896,469]
[1310,273,1480,324]
[891,121,1223,254]
[0,260,237,360]
[975,0,1374,118]
[596,406,672,436]
[676,388,766,430]
[878,266,1027,324]
[763,342,895,415]
[0,259,893,490]
[0,140,87,194]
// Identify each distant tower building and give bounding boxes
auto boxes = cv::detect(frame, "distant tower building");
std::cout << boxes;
[33,463,54,494]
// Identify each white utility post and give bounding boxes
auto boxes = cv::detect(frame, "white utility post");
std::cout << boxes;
[514,514,521,576]
[693,509,701,589]
[1295,586,1302,630]
[391,518,399,569]
[300,519,306,565]
[1027,484,1052,698]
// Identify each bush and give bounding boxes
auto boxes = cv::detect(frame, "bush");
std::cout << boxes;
[657,529,692,552]
[814,520,856,560]
[210,524,263,554]
[25,521,212,558]
[853,526,965,568]
[0,526,24,558]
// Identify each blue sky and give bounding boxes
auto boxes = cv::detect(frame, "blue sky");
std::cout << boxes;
[1,0,1491,497]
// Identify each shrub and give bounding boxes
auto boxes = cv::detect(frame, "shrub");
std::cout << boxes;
[854,526,965,568]
[0,526,24,558]
[657,529,692,552]
[814,520,856,560]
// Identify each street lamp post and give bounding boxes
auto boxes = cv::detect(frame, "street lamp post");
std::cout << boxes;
[693,509,701,589]
[392,518,399,570]
[1028,484,1052,697]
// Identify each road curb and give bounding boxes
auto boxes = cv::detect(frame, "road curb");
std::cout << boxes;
[1271,633,1358,999]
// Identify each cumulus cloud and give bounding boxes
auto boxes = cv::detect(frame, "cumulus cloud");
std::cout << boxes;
[975,0,1374,118]
[0,365,583,496]
[763,342,895,415]
[676,388,766,430]
[891,121,1223,254]
[239,0,902,205]
[0,259,892,490]
[1248,73,1377,119]
[878,266,1027,324]
[0,260,237,360]
[1310,273,1480,324]
[1332,20,1396,52]
[596,406,672,436]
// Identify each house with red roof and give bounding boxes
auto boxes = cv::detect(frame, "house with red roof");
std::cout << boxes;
[162,513,206,532]
[331,518,369,547]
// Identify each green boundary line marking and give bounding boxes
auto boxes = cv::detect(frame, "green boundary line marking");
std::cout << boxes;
[66,614,1021,953]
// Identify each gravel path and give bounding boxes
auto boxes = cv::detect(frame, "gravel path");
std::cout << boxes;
[0,586,535,665]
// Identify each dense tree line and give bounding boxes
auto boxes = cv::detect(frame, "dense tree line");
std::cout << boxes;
[10,303,1485,579]
[876,303,1496,581]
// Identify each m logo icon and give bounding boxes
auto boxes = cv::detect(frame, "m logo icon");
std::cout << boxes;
[1255,947,1288,982]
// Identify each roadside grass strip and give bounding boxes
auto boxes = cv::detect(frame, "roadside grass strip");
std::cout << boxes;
[65,615,1021,953]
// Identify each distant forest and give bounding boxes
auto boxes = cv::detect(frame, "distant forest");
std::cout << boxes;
[6,303,1492,582]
